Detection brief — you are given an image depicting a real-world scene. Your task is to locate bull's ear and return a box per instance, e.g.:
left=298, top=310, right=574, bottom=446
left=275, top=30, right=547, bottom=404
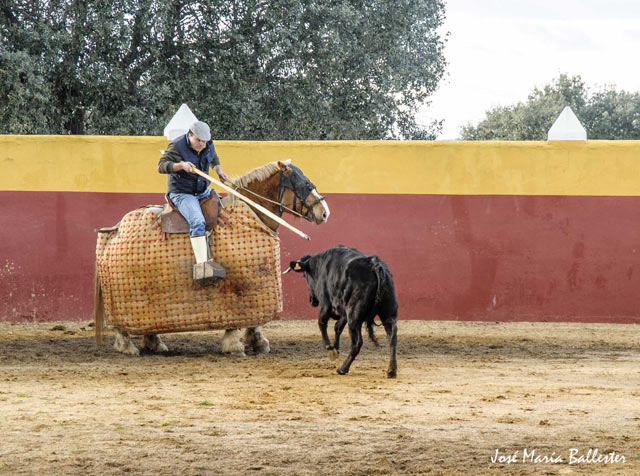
left=282, top=260, right=302, bottom=274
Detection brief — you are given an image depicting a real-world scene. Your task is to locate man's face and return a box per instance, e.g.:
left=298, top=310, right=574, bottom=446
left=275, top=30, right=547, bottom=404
left=188, top=133, right=207, bottom=153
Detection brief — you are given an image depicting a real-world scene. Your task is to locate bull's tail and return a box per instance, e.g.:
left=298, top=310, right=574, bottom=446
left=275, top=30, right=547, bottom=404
left=94, top=265, right=106, bottom=347
left=371, top=255, right=385, bottom=310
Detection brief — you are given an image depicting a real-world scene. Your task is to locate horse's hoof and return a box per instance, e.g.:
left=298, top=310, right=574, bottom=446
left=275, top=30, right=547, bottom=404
left=327, top=349, right=339, bottom=361
left=221, top=334, right=246, bottom=356
left=336, top=367, right=348, bottom=375
left=254, top=344, right=270, bottom=354
left=115, top=342, right=140, bottom=356
left=113, top=333, right=140, bottom=356
left=387, top=370, right=397, bottom=379
left=141, top=335, right=169, bottom=353
left=253, top=339, right=270, bottom=354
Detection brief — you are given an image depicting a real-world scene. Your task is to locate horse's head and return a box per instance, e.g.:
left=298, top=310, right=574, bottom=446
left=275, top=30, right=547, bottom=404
left=277, top=161, right=330, bottom=225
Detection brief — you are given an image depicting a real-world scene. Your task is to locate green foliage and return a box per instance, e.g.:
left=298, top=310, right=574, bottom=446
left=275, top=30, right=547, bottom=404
left=461, top=74, right=640, bottom=140
left=0, top=0, right=447, bottom=139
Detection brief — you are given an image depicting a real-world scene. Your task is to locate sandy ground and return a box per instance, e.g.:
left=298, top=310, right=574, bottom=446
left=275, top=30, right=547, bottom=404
left=0, top=319, right=638, bottom=476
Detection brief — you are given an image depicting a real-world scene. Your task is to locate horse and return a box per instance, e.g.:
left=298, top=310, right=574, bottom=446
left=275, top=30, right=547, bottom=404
left=94, top=159, right=330, bottom=356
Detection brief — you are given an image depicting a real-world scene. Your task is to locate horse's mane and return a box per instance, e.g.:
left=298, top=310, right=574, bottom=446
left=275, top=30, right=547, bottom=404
left=231, top=159, right=291, bottom=188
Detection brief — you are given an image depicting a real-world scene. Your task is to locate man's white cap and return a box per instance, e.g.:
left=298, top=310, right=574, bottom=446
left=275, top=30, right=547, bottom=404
left=189, top=121, right=211, bottom=142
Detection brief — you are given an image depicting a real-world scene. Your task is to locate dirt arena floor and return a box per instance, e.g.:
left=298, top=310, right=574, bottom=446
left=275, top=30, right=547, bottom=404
left=0, top=319, right=638, bottom=476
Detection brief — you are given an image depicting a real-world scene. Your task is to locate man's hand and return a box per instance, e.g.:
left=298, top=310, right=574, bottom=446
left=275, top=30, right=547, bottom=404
left=173, top=161, right=197, bottom=173
left=214, top=165, right=229, bottom=183
left=217, top=170, right=230, bottom=183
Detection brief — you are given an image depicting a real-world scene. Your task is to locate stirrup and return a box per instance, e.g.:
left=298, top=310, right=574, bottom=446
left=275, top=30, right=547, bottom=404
left=193, top=260, right=226, bottom=287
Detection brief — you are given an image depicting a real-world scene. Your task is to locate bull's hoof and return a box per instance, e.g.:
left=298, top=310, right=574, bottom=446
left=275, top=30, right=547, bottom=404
left=327, top=349, right=339, bottom=361
left=336, top=367, right=348, bottom=375
left=387, top=370, right=397, bottom=379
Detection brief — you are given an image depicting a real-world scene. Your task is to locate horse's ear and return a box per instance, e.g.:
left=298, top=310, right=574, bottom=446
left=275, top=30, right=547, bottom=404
left=278, top=160, right=293, bottom=176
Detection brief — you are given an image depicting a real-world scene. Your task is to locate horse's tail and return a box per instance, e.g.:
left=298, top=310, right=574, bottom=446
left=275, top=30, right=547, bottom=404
left=94, top=264, right=105, bottom=347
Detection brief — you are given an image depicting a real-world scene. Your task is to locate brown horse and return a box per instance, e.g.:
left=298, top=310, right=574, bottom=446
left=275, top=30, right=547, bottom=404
left=94, top=160, right=329, bottom=356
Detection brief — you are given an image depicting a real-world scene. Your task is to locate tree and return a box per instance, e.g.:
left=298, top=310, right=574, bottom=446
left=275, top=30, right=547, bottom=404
left=0, top=0, right=447, bottom=139
left=461, top=74, right=640, bottom=140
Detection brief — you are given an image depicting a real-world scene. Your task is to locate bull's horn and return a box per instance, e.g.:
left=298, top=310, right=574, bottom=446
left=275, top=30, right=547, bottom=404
left=282, top=267, right=292, bottom=274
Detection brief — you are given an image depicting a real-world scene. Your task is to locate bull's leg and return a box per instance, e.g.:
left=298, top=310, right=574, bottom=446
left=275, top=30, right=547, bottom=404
left=318, top=309, right=339, bottom=361
left=336, top=319, right=364, bottom=375
left=141, top=334, right=169, bottom=353
left=382, top=318, right=398, bottom=379
left=113, top=327, right=140, bottom=356
left=221, top=329, right=246, bottom=357
left=244, top=327, right=270, bottom=354
left=366, top=321, right=380, bottom=347
left=332, top=316, right=348, bottom=353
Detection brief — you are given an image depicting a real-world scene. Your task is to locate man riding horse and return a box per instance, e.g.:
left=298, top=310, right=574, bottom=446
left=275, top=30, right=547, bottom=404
left=158, top=121, right=228, bottom=286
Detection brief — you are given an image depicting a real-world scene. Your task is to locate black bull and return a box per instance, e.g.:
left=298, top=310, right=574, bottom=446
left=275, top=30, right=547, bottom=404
left=286, top=246, right=398, bottom=378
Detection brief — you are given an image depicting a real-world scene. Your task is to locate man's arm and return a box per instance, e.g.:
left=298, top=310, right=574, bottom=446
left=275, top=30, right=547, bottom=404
left=158, top=143, right=196, bottom=174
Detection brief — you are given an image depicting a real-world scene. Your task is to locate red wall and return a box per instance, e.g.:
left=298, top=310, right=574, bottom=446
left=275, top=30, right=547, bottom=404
left=2, top=191, right=640, bottom=323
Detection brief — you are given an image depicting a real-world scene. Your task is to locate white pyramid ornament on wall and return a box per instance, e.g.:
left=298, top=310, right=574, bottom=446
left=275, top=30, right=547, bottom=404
left=547, top=106, right=587, bottom=141
left=164, top=104, right=198, bottom=140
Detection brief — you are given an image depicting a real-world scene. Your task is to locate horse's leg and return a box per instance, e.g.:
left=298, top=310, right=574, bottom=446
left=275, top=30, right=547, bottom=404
left=244, top=327, right=270, bottom=354
left=113, top=327, right=140, bottom=356
left=221, top=329, right=246, bottom=356
left=141, top=334, right=169, bottom=353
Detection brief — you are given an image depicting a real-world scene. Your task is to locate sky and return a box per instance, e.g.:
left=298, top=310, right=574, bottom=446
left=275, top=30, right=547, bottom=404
left=419, top=0, right=640, bottom=140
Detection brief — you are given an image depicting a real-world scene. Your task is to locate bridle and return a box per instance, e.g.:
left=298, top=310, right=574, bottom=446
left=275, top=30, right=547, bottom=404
left=230, top=165, right=325, bottom=221
left=277, top=166, right=325, bottom=221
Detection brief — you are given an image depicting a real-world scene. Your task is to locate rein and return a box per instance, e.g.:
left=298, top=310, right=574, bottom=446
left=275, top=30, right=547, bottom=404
left=230, top=183, right=307, bottom=219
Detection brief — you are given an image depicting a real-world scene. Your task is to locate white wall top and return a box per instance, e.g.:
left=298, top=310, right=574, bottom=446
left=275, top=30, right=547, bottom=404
left=547, top=106, right=587, bottom=141
left=164, top=104, right=198, bottom=140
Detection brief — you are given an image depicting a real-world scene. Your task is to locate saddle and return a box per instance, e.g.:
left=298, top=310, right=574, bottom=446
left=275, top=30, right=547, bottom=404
left=160, top=194, right=221, bottom=234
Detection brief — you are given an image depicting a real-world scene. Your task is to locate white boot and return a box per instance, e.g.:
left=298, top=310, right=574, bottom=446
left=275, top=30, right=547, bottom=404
left=190, top=235, right=226, bottom=286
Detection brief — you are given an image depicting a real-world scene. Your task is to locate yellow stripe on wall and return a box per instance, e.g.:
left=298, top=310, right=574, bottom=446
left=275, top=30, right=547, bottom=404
left=2, top=136, right=640, bottom=196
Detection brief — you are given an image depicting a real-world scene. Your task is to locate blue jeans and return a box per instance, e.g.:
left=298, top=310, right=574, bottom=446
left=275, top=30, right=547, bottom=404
left=169, top=189, right=211, bottom=236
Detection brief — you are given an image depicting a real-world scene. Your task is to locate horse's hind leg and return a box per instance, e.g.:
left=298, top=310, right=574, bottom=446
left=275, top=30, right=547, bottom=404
left=244, top=327, right=270, bottom=354
left=221, top=329, right=246, bottom=357
left=141, top=334, right=169, bottom=353
left=113, top=327, right=140, bottom=356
